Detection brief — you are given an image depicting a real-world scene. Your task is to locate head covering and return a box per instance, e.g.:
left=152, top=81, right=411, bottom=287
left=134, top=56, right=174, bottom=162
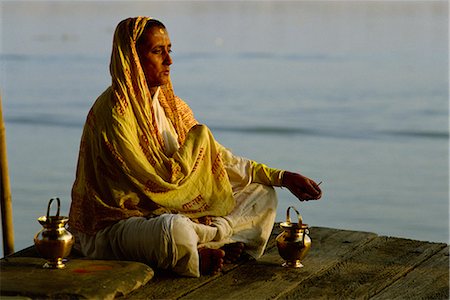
left=69, top=17, right=235, bottom=235
left=109, top=17, right=191, bottom=151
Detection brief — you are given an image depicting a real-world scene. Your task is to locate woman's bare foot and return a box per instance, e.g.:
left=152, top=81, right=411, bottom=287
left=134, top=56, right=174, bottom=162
left=221, top=242, right=245, bottom=264
left=198, top=248, right=225, bottom=275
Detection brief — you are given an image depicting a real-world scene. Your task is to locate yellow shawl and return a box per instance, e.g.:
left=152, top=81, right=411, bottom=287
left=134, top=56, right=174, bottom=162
left=69, top=17, right=235, bottom=235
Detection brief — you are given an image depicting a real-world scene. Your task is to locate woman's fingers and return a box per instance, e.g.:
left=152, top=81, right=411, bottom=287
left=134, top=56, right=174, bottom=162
left=282, top=171, right=323, bottom=201
left=294, top=180, right=322, bottom=201
left=309, top=181, right=322, bottom=199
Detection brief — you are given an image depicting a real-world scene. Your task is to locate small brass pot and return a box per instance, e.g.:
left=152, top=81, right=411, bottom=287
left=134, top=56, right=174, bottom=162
left=276, top=206, right=311, bottom=268
left=34, top=198, right=74, bottom=269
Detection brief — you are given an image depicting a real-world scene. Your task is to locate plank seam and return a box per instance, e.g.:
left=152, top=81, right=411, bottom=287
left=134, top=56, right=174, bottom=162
left=272, top=231, right=379, bottom=300
left=368, top=243, right=448, bottom=299
left=276, top=237, right=447, bottom=300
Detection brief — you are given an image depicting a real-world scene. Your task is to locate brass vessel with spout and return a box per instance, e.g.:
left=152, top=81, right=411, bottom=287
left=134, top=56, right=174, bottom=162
left=34, top=198, right=74, bottom=269
left=276, top=206, right=311, bottom=268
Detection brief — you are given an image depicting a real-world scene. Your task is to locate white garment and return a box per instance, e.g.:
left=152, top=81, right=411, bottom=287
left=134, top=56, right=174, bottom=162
left=77, top=183, right=277, bottom=277
left=151, top=87, right=180, bottom=156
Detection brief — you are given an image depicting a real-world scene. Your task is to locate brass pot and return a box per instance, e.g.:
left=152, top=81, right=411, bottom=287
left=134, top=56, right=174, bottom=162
left=34, top=198, right=74, bottom=269
left=276, top=206, right=311, bottom=268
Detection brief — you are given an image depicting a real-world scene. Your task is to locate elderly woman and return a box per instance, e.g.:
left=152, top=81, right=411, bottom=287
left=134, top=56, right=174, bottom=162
left=69, top=17, right=322, bottom=277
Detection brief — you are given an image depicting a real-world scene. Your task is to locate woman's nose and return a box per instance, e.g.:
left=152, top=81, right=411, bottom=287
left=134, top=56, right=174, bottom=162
left=164, top=51, right=173, bottom=65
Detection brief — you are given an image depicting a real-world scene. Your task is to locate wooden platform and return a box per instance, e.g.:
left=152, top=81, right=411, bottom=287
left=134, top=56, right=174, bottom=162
left=1, top=257, right=153, bottom=299
left=1, top=226, right=448, bottom=299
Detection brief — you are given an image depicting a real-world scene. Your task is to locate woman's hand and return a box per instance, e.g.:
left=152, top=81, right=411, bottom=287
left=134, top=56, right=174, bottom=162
left=282, top=171, right=322, bottom=201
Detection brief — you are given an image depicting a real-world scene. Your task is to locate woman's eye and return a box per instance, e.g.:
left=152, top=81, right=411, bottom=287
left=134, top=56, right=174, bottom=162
left=150, top=48, right=171, bottom=55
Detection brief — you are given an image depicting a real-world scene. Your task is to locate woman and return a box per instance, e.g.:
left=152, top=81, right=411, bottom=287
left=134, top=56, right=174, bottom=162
left=69, top=17, right=322, bottom=277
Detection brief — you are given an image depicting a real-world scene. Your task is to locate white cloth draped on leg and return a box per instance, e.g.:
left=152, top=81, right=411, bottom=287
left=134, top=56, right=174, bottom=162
left=76, top=181, right=277, bottom=277
left=77, top=214, right=203, bottom=277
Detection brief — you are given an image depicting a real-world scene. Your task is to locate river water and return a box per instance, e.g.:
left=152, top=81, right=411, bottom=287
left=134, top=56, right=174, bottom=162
left=1, top=1, right=448, bottom=256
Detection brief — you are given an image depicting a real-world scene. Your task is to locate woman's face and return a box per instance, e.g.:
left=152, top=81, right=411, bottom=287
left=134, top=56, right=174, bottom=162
left=137, top=26, right=173, bottom=87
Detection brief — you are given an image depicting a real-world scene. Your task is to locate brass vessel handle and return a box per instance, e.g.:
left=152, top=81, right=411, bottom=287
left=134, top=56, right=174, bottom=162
left=46, top=197, right=61, bottom=219
left=286, top=206, right=303, bottom=225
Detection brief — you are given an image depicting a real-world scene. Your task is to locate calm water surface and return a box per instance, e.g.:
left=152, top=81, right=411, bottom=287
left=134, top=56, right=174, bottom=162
left=1, top=1, right=448, bottom=256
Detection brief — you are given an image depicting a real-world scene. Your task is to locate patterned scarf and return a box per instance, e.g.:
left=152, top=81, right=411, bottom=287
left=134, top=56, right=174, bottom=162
left=69, top=17, right=235, bottom=235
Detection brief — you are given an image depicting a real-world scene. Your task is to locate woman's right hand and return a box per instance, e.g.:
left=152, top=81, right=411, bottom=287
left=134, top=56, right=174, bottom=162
left=281, top=171, right=322, bottom=202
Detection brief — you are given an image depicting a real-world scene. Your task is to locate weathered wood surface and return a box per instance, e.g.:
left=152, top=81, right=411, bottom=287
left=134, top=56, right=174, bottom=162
left=371, top=246, right=449, bottom=300
left=124, top=226, right=448, bottom=300
left=0, top=257, right=153, bottom=299
left=1, top=226, right=448, bottom=299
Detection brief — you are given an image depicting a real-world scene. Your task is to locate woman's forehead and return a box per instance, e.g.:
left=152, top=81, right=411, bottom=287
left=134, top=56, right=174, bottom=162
left=140, top=27, right=171, bottom=47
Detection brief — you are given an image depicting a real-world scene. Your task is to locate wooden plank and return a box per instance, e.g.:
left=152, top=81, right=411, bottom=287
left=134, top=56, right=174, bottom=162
left=0, top=257, right=154, bottom=300
left=277, top=236, right=447, bottom=299
left=174, top=227, right=377, bottom=300
left=372, top=245, right=449, bottom=300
